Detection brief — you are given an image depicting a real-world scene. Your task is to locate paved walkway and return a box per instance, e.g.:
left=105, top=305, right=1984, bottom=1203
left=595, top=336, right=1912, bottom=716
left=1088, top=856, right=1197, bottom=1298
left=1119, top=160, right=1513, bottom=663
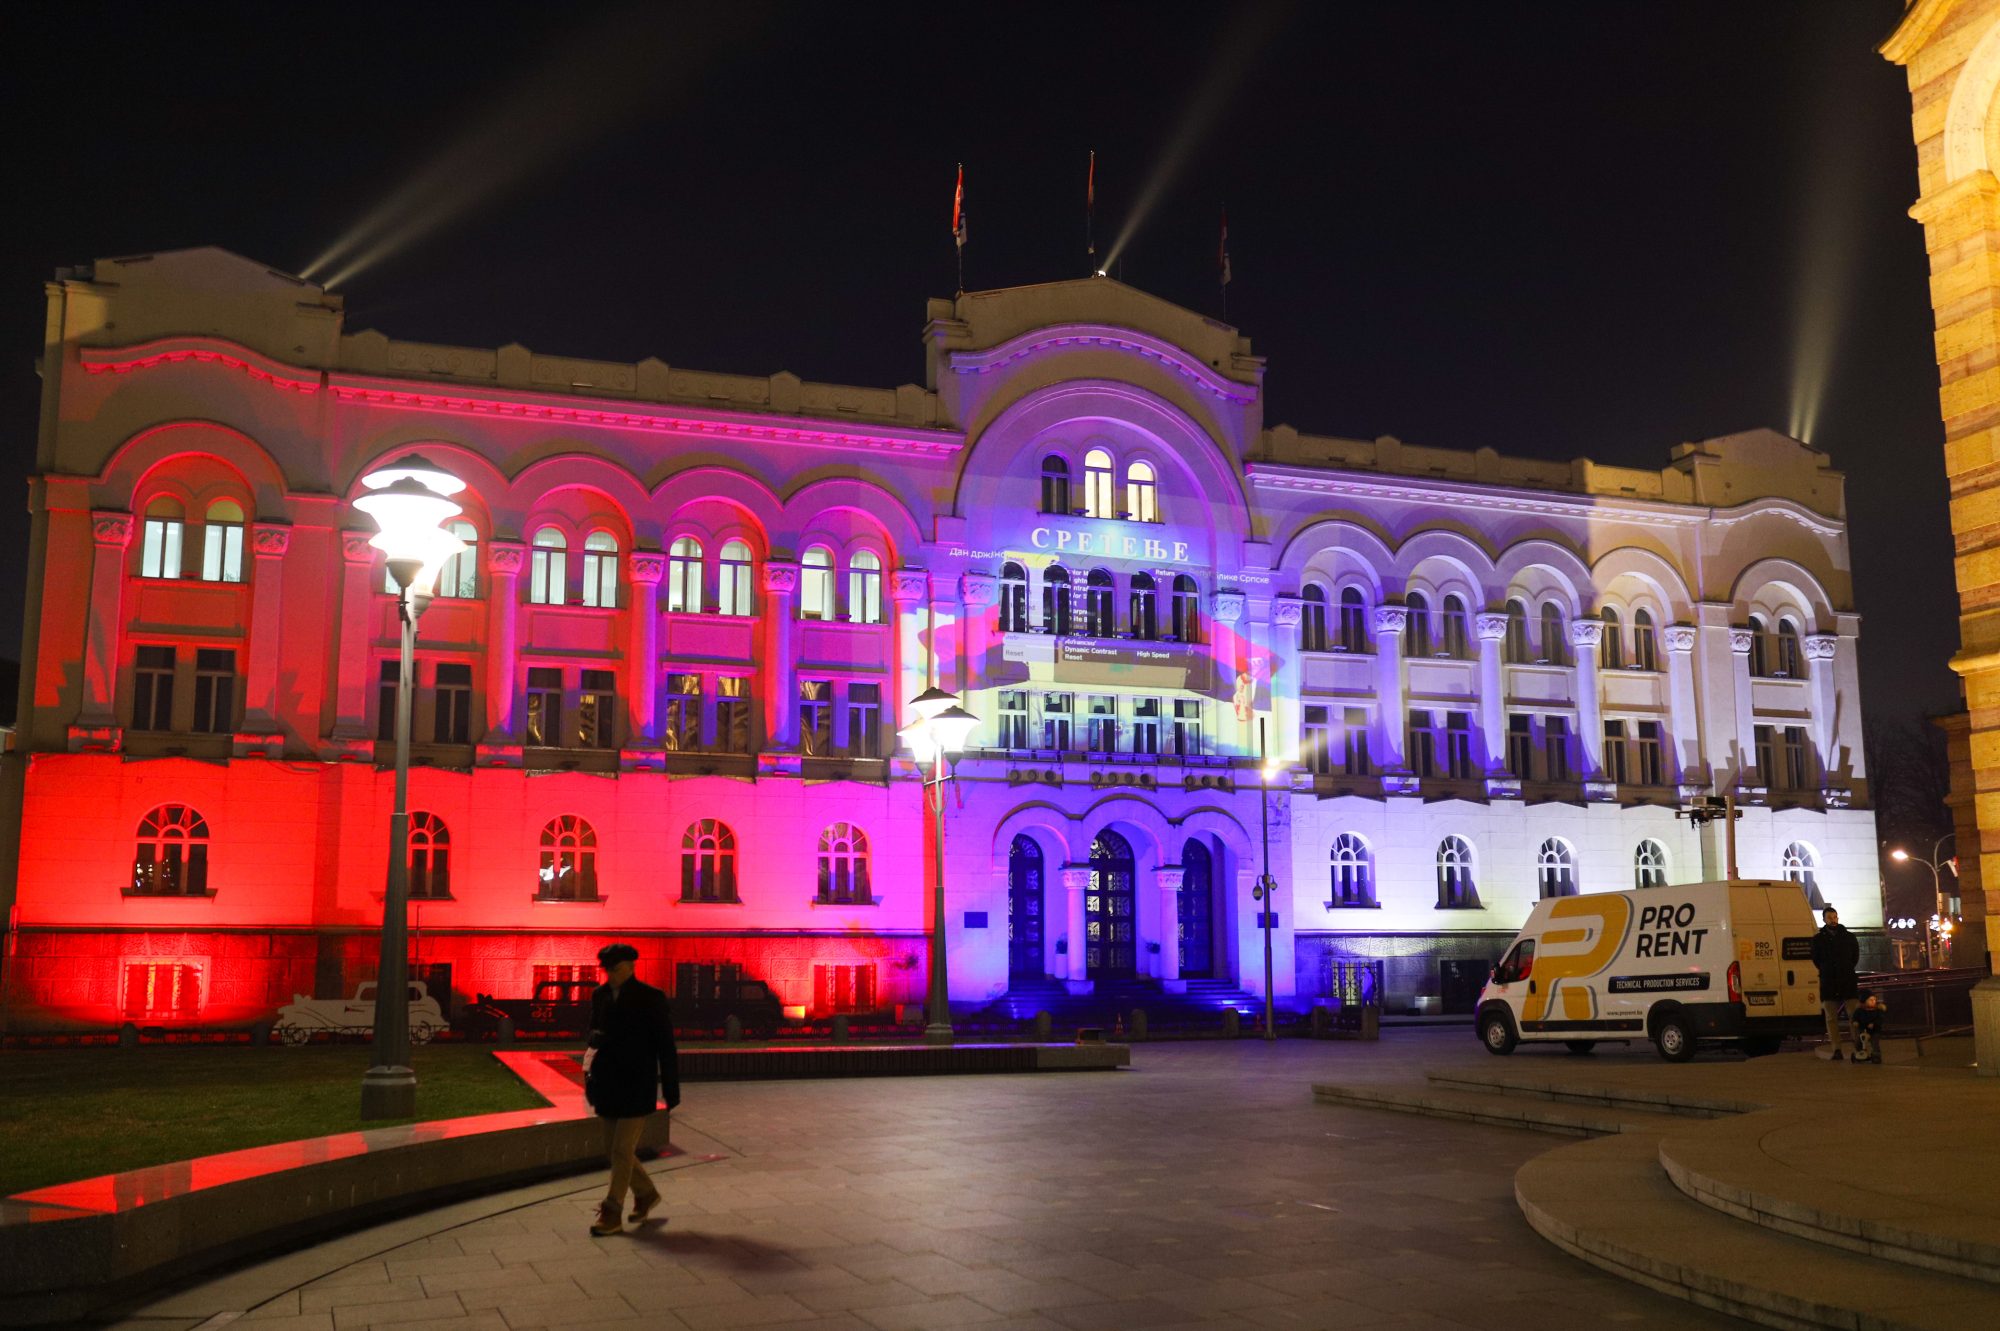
left=113, top=1035, right=1747, bottom=1331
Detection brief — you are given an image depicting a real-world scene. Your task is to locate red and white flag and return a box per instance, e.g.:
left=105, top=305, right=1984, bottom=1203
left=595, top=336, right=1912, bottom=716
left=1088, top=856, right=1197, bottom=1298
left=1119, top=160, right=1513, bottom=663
left=953, top=163, right=967, bottom=251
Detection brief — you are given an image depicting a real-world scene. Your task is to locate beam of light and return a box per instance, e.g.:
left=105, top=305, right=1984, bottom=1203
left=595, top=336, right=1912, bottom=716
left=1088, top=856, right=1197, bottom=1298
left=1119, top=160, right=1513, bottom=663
left=1786, top=39, right=1869, bottom=446
left=303, top=5, right=740, bottom=291
left=1100, top=2, right=1290, bottom=275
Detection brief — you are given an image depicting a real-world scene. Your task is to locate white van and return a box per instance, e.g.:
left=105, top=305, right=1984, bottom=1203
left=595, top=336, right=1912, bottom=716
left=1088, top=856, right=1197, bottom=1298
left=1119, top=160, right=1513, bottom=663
left=1475, top=880, right=1823, bottom=1062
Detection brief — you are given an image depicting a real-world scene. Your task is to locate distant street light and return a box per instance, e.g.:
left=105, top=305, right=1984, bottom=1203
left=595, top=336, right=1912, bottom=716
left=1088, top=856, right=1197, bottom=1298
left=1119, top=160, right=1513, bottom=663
left=1890, top=834, right=1957, bottom=970
left=900, top=691, right=979, bottom=1046
left=353, top=454, right=465, bottom=1119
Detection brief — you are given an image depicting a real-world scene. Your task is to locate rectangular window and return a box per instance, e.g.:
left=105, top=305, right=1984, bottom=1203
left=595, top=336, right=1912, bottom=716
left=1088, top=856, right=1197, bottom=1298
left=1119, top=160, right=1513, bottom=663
left=1342, top=707, right=1371, bottom=776
left=1132, top=698, right=1161, bottom=755
left=124, top=961, right=202, bottom=1019
left=847, top=682, right=882, bottom=758
left=1445, top=712, right=1473, bottom=780
left=1303, top=705, right=1333, bottom=775
left=202, top=521, right=244, bottom=583
left=525, top=667, right=563, bottom=748
left=141, top=518, right=183, bottom=579
left=133, top=646, right=176, bottom=731
left=1544, top=716, right=1571, bottom=782
left=434, top=662, right=473, bottom=744
left=530, top=544, right=566, bottom=606
left=812, top=963, right=878, bottom=1016
left=1085, top=695, right=1117, bottom=752
left=192, top=648, right=236, bottom=735
left=1603, top=719, right=1628, bottom=785
left=1506, top=714, right=1533, bottom=779
left=999, top=690, right=1030, bottom=749
left=1172, top=699, right=1203, bottom=756
left=1781, top=725, right=1810, bottom=790
left=716, top=675, right=752, bottom=753
left=665, top=673, right=702, bottom=751
left=1635, top=719, right=1665, bottom=786
left=1043, top=693, right=1074, bottom=751
left=800, top=679, right=833, bottom=756
left=1407, top=709, right=1435, bottom=779
left=1754, top=723, right=1775, bottom=787
left=377, top=659, right=400, bottom=743
left=577, top=669, right=617, bottom=749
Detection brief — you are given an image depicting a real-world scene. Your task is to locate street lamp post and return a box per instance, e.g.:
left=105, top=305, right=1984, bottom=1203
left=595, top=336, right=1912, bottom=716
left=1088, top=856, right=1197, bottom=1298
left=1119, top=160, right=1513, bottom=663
left=1256, top=716, right=1277, bottom=1041
left=353, top=455, right=466, bottom=1120
left=900, top=690, right=979, bottom=1046
left=1891, top=833, right=1957, bottom=971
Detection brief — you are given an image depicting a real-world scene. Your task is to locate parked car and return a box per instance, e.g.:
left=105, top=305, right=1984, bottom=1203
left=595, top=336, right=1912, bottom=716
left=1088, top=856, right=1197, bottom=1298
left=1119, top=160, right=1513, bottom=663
left=274, top=981, right=445, bottom=1046
left=457, top=979, right=596, bottom=1039
left=675, top=975, right=785, bottom=1038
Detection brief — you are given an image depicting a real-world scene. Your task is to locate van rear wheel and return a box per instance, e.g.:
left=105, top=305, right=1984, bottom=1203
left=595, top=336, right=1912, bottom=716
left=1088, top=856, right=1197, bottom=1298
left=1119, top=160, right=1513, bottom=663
left=1563, top=1040, right=1597, bottom=1055
left=1652, top=1011, right=1696, bottom=1063
left=1479, top=1009, right=1518, bottom=1055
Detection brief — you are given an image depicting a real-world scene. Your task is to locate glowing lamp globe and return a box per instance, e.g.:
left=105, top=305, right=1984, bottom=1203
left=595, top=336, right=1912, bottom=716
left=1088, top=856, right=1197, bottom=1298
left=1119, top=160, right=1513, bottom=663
left=1890, top=848, right=1911, bottom=862
left=359, top=452, right=466, bottom=498
left=355, top=454, right=466, bottom=592
left=908, top=687, right=958, bottom=722
left=928, top=705, right=979, bottom=757
left=899, top=721, right=939, bottom=765
left=372, top=524, right=467, bottom=596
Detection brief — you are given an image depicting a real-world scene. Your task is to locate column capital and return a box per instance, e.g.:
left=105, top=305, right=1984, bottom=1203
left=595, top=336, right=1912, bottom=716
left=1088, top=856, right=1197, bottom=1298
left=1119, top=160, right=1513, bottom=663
left=1474, top=611, right=1510, bottom=642
left=1371, top=604, right=1407, bottom=636
left=1271, top=596, right=1302, bottom=631
left=488, top=540, right=527, bottom=576
left=763, top=560, right=800, bottom=595
left=890, top=568, right=930, bottom=604
left=1058, top=865, right=1093, bottom=891
left=1728, top=627, right=1754, bottom=656
left=1803, top=633, right=1838, bottom=661
left=1212, top=590, right=1246, bottom=623
left=961, top=572, right=998, bottom=606
left=1663, top=624, right=1698, bottom=654
left=91, top=510, right=134, bottom=548
left=251, top=523, right=292, bottom=558
left=340, top=529, right=377, bottom=565
left=1568, top=618, right=1602, bottom=649
left=1154, top=866, right=1186, bottom=892
left=628, top=551, right=665, bottom=585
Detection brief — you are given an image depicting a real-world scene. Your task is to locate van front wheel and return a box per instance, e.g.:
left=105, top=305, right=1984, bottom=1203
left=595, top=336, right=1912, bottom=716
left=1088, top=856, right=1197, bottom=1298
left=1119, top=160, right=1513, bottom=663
left=1479, top=1010, right=1518, bottom=1055
left=1652, top=1010, right=1696, bottom=1063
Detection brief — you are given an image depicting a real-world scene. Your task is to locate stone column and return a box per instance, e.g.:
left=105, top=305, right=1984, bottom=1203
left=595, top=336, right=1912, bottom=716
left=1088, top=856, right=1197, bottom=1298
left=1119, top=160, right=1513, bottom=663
left=1804, top=633, right=1840, bottom=787
left=960, top=572, right=997, bottom=727
left=1475, top=612, right=1509, bottom=773
left=892, top=569, right=931, bottom=736
left=1155, top=865, right=1185, bottom=993
left=1569, top=618, right=1604, bottom=779
left=764, top=561, right=800, bottom=748
left=1270, top=597, right=1302, bottom=764
left=1059, top=864, right=1093, bottom=995
left=76, top=511, right=133, bottom=731
left=627, top=552, right=664, bottom=746
left=484, top=541, right=525, bottom=741
left=240, top=523, right=291, bottom=736
left=1663, top=624, right=1703, bottom=784
left=330, top=531, right=377, bottom=741
left=1372, top=604, right=1408, bottom=770
left=1211, top=589, right=1246, bottom=753
left=1728, top=627, right=1757, bottom=789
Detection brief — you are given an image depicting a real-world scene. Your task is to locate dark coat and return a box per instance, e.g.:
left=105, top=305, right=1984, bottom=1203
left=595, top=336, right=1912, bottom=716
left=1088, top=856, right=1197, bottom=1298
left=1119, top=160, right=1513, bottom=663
left=586, top=978, right=680, bottom=1119
left=1810, top=923, right=1861, bottom=1002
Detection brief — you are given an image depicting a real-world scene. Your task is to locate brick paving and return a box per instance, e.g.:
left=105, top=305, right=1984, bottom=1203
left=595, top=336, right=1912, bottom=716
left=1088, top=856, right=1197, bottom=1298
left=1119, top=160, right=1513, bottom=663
left=116, top=1034, right=1749, bottom=1329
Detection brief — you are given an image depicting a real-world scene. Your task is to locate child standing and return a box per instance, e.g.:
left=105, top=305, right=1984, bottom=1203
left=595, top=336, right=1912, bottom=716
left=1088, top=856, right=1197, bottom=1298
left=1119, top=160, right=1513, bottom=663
left=1852, top=990, right=1886, bottom=1065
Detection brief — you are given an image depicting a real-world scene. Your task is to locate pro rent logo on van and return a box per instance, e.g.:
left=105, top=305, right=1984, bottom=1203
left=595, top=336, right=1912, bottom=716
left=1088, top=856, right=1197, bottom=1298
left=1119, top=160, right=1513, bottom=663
left=1633, top=901, right=1712, bottom=958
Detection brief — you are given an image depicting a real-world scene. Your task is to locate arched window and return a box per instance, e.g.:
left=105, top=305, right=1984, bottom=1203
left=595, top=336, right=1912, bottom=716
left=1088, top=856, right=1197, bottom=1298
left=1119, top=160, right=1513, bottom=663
left=1126, top=460, right=1158, bottom=522
left=1600, top=607, right=1623, bottom=670
left=1083, top=447, right=1115, bottom=518
left=681, top=819, right=738, bottom=902
left=141, top=496, right=186, bottom=580
left=1129, top=572, right=1158, bottom=640
left=409, top=812, right=451, bottom=899
left=1441, top=595, right=1469, bottom=659
left=581, top=532, right=619, bottom=609
left=1505, top=598, right=1530, bottom=664
left=1537, top=837, right=1578, bottom=899
left=529, top=528, right=567, bottom=606
left=1540, top=603, right=1567, bottom=666
left=1040, top=455, right=1072, bottom=515
left=1044, top=565, right=1074, bottom=636
left=1405, top=592, right=1432, bottom=657
left=1337, top=588, right=1368, bottom=653
left=537, top=815, right=597, bottom=901
left=1634, top=839, right=1668, bottom=890
left=1085, top=568, right=1116, bottom=636
left=1632, top=608, right=1658, bottom=671
left=999, top=562, right=1029, bottom=633
left=132, top=805, right=209, bottom=896
left=1329, top=833, right=1375, bottom=908
left=1300, top=584, right=1329, bottom=652
left=801, top=546, right=834, bottom=620
left=1777, top=618, right=1804, bottom=678
left=667, top=536, right=703, bottom=614
left=816, top=823, right=871, bottom=904
left=847, top=550, right=883, bottom=624
left=1436, top=836, right=1478, bottom=909
left=718, top=539, right=754, bottom=616
left=201, top=499, right=245, bottom=583
left=1748, top=614, right=1770, bottom=677
left=436, top=520, right=478, bottom=599
left=1782, top=841, right=1823, bottom=909
left=1171, top=575, right=1200, bottom=643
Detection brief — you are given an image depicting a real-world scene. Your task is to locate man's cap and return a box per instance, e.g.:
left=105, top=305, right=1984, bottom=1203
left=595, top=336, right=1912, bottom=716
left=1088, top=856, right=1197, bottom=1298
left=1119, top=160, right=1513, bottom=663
left=597, top=943, right=639, bottom=967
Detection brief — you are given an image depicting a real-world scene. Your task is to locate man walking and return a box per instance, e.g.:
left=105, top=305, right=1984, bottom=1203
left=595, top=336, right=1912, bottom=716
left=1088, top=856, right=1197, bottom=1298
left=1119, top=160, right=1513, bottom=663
left=1810, top=905, right=1861, bottom=1061
left=584, top=943, right=679, bottom=1235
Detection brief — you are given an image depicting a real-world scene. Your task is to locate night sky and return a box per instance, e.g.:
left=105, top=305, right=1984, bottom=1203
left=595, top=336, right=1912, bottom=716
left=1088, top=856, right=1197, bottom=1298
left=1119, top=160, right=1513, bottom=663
left=0, top=2, right=1954, bottom=727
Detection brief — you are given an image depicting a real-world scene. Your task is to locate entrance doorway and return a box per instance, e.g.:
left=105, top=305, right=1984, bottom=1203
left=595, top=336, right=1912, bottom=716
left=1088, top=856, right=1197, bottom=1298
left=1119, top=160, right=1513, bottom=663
left=1087, top=831, right=1136, bottom=978
left=1178, top=838, right=1214, bottom=978
left=1007, top=835, right=1044, bottom=979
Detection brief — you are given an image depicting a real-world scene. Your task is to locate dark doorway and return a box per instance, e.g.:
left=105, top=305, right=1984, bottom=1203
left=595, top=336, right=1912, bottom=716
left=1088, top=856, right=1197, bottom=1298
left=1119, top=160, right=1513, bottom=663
left=1007, top=835, right=1045, bottom=979
left=1087, top=830, right=1136, bottom=978
left=1178, top=838, right=1214, bottom=979
left=1439, top=958, right=1489, bottom=1014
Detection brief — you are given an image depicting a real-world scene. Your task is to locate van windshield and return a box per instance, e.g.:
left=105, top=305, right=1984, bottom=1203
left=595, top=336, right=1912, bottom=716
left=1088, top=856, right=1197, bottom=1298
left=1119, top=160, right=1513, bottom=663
left=1498, top=939, right=1536, bottom=983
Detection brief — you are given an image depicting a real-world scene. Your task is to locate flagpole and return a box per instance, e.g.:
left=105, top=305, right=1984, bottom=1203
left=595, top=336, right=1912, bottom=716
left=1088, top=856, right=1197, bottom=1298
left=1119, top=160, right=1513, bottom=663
left=953, top=163, right=966, bottom=296
left=1086, top=149, right=1096, bottom=276
left=1219, top=205, right=1230, bottom=322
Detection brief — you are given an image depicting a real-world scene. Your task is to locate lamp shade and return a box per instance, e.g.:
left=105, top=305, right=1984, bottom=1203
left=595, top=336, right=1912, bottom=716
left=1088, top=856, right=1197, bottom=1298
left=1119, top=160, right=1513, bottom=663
left=371, top=524, right=468, bottom=594
left=928, top=704, right=979, bottom=756
left=899, top=721, right=939, bottom=764
left=354, top=477, right=463, bottom=564
left=359, top=452, right=466, bottom=497
left=908, top=686, right=958, bottom=722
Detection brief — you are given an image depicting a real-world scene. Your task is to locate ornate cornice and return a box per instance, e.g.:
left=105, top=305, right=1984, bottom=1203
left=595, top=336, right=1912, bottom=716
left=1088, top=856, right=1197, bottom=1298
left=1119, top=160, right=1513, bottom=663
left=1371, top=605, right=1407, bottom=635
left=488, top=541, right=527, bottom=576
left=1567, top=619, right=1603, bottom=649
left=1663, top=624, right=1698, bottom=654
left=961, top=572, right=998, bottom=605
left=763, top=561, right=800, bottom=595
left=1803, top=633, right=1838, bottom=661
left=1474, top=612, right=1510, bottom=642
left=1212, top=591, right=1246, bottom=623
left=947, top=323, right=1259, bottom=405
left=628, top=552, right=665, bottom=584
left=890, top=569, right=930, bottom=603
left=1271, top=596, right=1302, bottom=630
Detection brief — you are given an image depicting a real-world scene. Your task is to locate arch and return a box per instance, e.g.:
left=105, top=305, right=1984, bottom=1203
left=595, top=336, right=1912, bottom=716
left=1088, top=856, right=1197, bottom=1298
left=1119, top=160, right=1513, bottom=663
left=581, top=530, right=620, bottom=609
left=1436, top=836, right=1479, bottom=909
left=1082, top=446, right=1116, bottom=518
left=800, top=544, right=835, bottom=620
left=103, top=421, right=289, bottom=516
left=409, top=811, right=451, bottom=899
left=784, top=476, right=925, bottom=565
left=1044, top=564, right=1075, bottom=636
left=816, top=823, right=871, bottom=904
left=988, top=804, right=1075, bottom=869
left=999, top=560, right=1030, bottom=633
left=1039, top=454, right=1072, bottom=515
left=1589, top=545, right=1696, bottom=622
left=529, top=527, right=568, bottom=606
left=537, top=814, right=598, bottom=901
left=133, top=804, right=210, bottom=896
left=1631, top=607, right=1658, bottom=671
left=1299, top=582, right=1329, bottom=652
left=1782, top=841, right=1824, bottom=910
left=1599, top=605, right=1623, bottom=670
left=1494, top=539, right=1591, bottom=615
left=653, top=466, right=785, bottom=540
left=1172, top=805, right=1258, bottom=863
left=1404, top=590, right=1432, bottom=657
left=345, top=440, right=511, bottom=514
left=1085, top=567, right=1116, bottom=635
left=1075, top=795, right=1171, bottom=865
left=506, top=458, right=650, bottom=541
left=680, top=818, right=739, bottom=902
left=1126, top=458, right=1158, bottom=522
left=1177, top=837, right=1215, bottom=978
left=140, top=494, right=187, bottom=580
left=1329, top=832, right=1375, bottom=908
left=1726, top=557, right=1837, bottom=629
left=1538, top=602, right=1568, bottom=666
left=1280, top=518, right=1396, bottom=600
left=1129, top=570, right=1159, bottom=640
left=716, top=538, right=755, bottom=616
left=1086, top=828, right=1138, bottom=978
left=1635, top=839, right=1668, bottom=890
left=1008, top=834, right=1047, bottom=979
left=846, top=548, right=884, bottom=624
left=1170, top=573, right=1200, bottom=643
left=1439, top=593, right=1470, bottom=659
left=1337, top=586, right=1370, bottom=653
left=1537, top=837, right=1578, bottom=899
left=1943, top=17, right=2000, bottom=183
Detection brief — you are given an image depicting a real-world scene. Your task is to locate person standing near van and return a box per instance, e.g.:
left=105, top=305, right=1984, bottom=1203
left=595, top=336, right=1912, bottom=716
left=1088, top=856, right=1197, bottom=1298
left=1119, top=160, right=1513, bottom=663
left=584, top=943, right=680, bottom=1235
left=1810, top=905, right=1861, bottom=1061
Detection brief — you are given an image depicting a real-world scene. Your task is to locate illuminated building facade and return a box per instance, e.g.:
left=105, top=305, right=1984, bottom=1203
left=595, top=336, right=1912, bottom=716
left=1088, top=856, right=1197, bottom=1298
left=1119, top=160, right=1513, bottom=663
left=0, top=248, right=1880, bottom=1031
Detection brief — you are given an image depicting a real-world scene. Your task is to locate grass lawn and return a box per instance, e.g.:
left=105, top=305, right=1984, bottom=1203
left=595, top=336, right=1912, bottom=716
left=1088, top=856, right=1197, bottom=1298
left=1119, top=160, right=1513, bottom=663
left=0, top=1044, right=547, bottom=1197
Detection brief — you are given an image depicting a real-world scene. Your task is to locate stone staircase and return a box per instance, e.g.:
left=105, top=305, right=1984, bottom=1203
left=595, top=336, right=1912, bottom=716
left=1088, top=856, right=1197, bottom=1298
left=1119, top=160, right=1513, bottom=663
left=1314, top=1064, right=2000, bottom=1329
left=969, top=975, right=1266, bottom=1033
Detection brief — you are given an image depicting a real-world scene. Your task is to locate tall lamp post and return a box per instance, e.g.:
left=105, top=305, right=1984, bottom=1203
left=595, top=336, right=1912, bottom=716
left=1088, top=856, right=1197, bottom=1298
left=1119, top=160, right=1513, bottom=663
left=1255, top=717, right=1278, bottom=1041
left=1891, top=834, right=1958, bottom=971
left=353, top=454, right=466, bottom=1119
left=900, top=689, right=979, bottom=1046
